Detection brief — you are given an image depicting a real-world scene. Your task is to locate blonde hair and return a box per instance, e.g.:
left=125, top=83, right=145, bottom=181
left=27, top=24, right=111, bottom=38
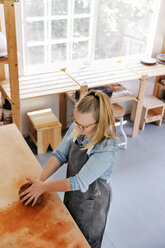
left=70, top=89, right=117, bottom=149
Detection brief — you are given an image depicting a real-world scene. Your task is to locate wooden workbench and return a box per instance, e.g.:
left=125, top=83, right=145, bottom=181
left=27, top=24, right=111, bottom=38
left=0, top=56, right=165, bottom=137
left=0, top=124, right=90, bottom=248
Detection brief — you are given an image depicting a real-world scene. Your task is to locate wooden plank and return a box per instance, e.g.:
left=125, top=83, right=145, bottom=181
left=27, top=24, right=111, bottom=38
left=4, top=1, right=22, bottom=132
left=143, top=95, right=165, bottom=109
left=0, top=65, right=6, bottom=82
left=0, top=79, right=80, bottom=99
left=69, top=70, right=138, bottom=84
left=111, top=94, right=137, bottom=104
left=0, top=57, right=8, bottom=64
left=0, top=79, right=78, bottom=92
left=0, top=84, right=11, bottom=101
left=0, top=124, right=90, bottom=248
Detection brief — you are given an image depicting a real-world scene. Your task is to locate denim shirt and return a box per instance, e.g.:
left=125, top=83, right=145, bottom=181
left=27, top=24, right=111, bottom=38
left=52, top=123, right=118, bottom=193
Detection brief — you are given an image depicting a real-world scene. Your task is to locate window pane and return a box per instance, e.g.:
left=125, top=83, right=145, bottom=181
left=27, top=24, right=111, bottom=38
left=95, top=0, right=156, bottom=59
left=73, top=18, right=89, bottom=38
left=51, top=20, right=67, bottom=39
left=27, top=46, right=45, bottom=64
left=25, top=0, right=44, bottom=17
left=74, top=0, right=91, bottom=14
left=72, top=41, right=88, bottom=60
left=51, top=0, right=68, bottom=15
left=51, top=43, right=67, bottom=62
left=27, top=21, right=44, bottom=42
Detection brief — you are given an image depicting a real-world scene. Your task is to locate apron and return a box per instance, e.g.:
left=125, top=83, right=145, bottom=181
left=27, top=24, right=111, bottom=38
left=64, top=138, right=111, bottom=248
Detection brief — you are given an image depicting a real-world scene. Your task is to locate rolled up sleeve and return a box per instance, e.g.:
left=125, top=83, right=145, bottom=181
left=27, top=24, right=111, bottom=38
left=52, top=123, right=74, bottom=165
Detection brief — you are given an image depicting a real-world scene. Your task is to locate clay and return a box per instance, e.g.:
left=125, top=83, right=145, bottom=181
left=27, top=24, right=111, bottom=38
left=18, top=182, right=43, bottom=206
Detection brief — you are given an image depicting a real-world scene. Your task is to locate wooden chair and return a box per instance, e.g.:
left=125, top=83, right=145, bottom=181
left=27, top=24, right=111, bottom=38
left=112, top=104, right=127, bottom=149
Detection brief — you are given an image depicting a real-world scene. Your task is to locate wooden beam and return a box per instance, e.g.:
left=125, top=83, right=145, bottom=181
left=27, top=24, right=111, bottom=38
left=132, top=75, right=148, bottom=138
left=59, top=93, right=67, bottom=130
left=4, top=1, right=22, bottom=132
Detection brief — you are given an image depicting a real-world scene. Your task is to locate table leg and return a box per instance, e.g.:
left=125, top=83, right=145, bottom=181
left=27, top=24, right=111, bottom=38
left=132, top=75, right=147, bottom=138
left=59, top=93, right=67, bottom=130
left=153, top=76, right=162, bottom=97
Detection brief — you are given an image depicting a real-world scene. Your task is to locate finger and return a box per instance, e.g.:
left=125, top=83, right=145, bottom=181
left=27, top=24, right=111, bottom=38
left=24, top=195, right=35, bottom=206
left=19, top=189, right=30, bottom=197
left=31, top=196, right=38, bottom=207
left=20, top=192, right=31, bottom=203
left=26, top=177, right=34, bottom=183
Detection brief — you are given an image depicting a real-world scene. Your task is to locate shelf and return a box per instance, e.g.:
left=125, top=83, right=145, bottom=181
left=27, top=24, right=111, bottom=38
left=111, top=94, right=137, bottom=104
left=108, top=83, right=137, bottom=103
left=146, top=109, right=163, bottom=123
left=66, top=88, right=137, bottom=105
left=0, top=57, right=8, bottom=64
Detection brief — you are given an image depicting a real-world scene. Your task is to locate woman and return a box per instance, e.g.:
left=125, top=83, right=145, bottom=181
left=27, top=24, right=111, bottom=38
left=19, top=89, right=118, bottom=248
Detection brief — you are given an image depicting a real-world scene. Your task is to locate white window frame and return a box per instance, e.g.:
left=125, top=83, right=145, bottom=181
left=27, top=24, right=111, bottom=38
left=14, top=0, right=161, bottom=77
left=19, top=0, right=97, bottom=75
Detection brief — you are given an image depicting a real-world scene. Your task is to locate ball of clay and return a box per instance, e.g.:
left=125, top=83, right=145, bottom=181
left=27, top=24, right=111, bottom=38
left=18, top=182, right=43, bottom=206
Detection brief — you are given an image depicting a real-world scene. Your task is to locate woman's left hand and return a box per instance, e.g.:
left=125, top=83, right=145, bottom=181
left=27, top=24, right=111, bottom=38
left=19, top=177, right=44, bottom=207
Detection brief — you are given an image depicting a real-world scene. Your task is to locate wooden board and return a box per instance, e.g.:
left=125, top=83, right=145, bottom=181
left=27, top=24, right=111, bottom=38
left=0, top=74, right=80, bottom=100
left=0, top=124, right=90, bottom=248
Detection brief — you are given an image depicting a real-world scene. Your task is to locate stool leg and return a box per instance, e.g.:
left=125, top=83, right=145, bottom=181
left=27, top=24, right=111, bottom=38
left=37, top=130, right=44, bottom=155
left=156, top=119, right=162, bottom=126
left=119, top=117, right=127, bottom=149
left=51, top=125, right=62, bottom=150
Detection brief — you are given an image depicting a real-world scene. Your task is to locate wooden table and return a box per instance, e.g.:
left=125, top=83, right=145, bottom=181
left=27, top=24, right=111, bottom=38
left=0, top=124, right=90, bottom=248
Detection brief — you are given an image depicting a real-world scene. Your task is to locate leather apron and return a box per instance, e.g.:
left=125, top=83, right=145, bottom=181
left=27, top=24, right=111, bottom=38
left=64, top=138, right=111, bottom=248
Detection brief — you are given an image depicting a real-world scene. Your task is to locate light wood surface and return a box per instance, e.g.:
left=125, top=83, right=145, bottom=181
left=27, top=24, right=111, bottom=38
left=0, top=124, right=90, bottom=248
left=27, top=108, right=59, bottom=129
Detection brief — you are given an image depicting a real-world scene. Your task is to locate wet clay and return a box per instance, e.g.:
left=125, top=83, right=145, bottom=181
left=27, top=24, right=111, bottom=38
left=18, top=182, right=43, bottom=206
left=0, top=194, right=84, bottom=248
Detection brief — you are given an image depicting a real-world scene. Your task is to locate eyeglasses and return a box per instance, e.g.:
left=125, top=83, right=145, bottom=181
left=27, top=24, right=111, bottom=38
left=72, top=115, right=97, bottom=131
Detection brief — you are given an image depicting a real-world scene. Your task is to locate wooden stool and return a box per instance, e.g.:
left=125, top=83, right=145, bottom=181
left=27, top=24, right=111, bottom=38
left=27, top=108, right=62, bottom=155
left=112, top=104, right=127, bottom=149
left=139, top=96, right=165, bottom=130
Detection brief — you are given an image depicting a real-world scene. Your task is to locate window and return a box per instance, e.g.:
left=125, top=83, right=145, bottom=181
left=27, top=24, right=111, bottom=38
left=22, top=0, right=157, bottom=73
left=22, top=0, right=96, bottom=71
